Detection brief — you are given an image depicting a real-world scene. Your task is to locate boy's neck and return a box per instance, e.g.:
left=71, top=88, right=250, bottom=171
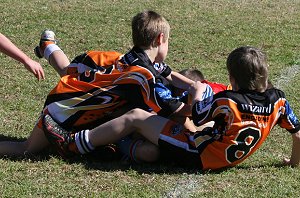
left=139, top=46, right=157, bottom=63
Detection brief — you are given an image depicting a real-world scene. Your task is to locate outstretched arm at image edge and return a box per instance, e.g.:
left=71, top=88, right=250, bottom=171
left=0, top=33, right=45, bottom=80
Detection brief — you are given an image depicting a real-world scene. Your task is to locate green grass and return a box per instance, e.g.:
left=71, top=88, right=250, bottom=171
left=0, top=0, right=300, bottom=197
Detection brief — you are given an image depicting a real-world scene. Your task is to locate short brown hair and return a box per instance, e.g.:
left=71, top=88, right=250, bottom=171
left=131, top=10, right=170, bottom=48
left=226, top=46, right=268, bottom=92
left=179, top=69, right=205, bottom=81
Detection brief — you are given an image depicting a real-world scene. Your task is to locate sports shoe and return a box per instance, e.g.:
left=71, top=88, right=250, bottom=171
left=34, top=29, right=57, bottom=58
left=42, top=114, right=77, bottom=159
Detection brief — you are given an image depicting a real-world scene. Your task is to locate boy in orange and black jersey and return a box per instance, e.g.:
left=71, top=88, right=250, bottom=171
left=188, top=46, right=300, bottom=169
left=35, top=10, right=196, bottom=130
left=0, top=10, right=200, bottom=160
left=43, top=46, right=300, bottom=170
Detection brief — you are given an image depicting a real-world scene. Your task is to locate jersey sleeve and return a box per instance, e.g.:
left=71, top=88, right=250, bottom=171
left=277, top=100, right=300, bottom=133
left=192, top=94, right=215, bottom=126
left=153, top=62, right=172, bottom=78
left=153, top=83, right=183, bottom=117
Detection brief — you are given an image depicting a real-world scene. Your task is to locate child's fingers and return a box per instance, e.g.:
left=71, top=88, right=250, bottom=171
left=282, top=158, right=291, bottom=166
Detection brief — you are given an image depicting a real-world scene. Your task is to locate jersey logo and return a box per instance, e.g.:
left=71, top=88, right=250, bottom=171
left=240, top=103, right=272, bottom=114
left=153, top=62, right=167, bottom=74
left=212, top=105, right=234, bottom=128
left=123, top=52, right=139, bottom=64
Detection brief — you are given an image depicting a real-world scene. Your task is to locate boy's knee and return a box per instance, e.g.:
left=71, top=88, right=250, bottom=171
left=127, top=108, right=150, bottom=120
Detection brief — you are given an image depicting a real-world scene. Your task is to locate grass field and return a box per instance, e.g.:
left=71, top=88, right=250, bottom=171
left=0, top=0, right=300, bottom=197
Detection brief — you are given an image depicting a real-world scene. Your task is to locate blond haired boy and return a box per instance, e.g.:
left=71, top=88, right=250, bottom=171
left=0, top=10, right=199, bottom=160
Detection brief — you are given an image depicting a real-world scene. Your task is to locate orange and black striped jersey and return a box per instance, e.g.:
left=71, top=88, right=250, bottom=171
left=192, top=88, right=300, bottom=170
left=43, top=49, right=182, bottom=130
left=68, top=47, right=172, bottom=85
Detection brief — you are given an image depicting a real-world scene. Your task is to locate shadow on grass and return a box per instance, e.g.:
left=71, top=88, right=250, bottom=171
left=0, top=134, right=202, bottom=174
left=82, top=159, right=203, bottom=175
left=0, top=135, right=288, bottom=175
left=71, top=149, right=204, bottom=174
left=231, top=162, right=287, bottom=170
left=80, top=159, right=288, bottom=175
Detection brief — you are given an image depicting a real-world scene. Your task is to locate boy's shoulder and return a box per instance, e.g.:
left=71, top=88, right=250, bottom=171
left=122, top=47, right=172, bottom=79
left=121, top=47, right=152, bottom=67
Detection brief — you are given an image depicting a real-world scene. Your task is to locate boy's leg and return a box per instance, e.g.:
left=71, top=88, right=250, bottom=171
left=34, top=30, right=70, bottom=77
left=169, top=115, right=197, bottom=132
left=43, top=108, right=169, bottom=157
left=0, top=124, right=50, bottom=157
left=47, top=50, right=70, bottom=77
left=89, top=109, right=198, bottom=165
left=88, top=108, right=168, bottom=147
left=26, top=124, right=51, bottom=154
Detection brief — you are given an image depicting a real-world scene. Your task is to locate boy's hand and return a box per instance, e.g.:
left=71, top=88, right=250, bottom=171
left=188, top=81, right=208, bottom=106
left=24, top=58, right=45, bottom=80
left=283, top=157, right=299, bottom=167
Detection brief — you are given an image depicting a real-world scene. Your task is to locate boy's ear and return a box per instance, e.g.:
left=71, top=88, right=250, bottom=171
left=156, top=33, right=165, bottom=46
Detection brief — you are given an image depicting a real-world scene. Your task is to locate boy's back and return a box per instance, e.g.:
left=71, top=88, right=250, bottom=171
left=192, top=87, right=299, bottom=170
left=43, top=50, right=173, bottom=131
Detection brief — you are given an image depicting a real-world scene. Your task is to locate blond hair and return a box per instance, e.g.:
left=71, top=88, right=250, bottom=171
left=131, top=10, right=170, bottom=48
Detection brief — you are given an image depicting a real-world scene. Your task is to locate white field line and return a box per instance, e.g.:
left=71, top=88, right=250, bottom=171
left=274, top=64, right=300, bottom=115
left=274, top=64, right=300, bottom=90
left=164, top=175, right=201, bottom=198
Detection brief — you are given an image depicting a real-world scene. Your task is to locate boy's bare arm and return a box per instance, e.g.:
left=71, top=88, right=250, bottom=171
left=166, top=71, right=194, bottom=90
left=0, top=33, right=45, bottom=80
left=284, top=130, right=300, bottom=167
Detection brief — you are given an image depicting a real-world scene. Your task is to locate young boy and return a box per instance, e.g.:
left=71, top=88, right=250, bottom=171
left=173, top=68, right=229, bottom=98
left=0, top=33, right=45, bottom=80
left=43, top=46, right=300, bottom=170
left=0, top=10, right=200, bottom=161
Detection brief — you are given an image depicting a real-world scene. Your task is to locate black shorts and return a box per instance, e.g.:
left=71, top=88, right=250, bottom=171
left=158, top=120, right=202, bottom=169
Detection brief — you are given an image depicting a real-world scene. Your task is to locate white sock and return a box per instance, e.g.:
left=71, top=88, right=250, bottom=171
left=75, top=130, right=95, bottom=154
left=43, top=44, right=62, bottom=61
